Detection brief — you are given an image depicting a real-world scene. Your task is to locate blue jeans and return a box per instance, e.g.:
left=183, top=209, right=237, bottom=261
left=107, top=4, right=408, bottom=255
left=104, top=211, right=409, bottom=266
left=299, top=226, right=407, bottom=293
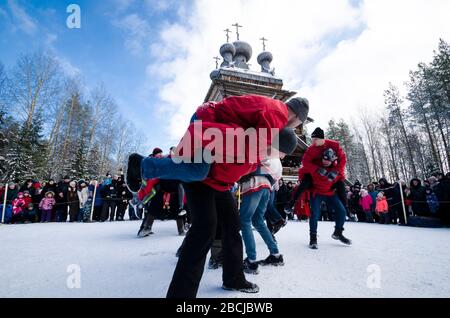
left=310, top=193, right=346, bottom=234
left=141, top=157, right=210, bottom=182
left=240, top=188, right=279, bottom=261
left=265, top=190, right=283, bottom=224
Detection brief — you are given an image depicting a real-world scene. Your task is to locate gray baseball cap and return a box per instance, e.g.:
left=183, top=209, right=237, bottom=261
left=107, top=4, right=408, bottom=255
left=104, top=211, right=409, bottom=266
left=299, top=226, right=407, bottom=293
left=286, top=97, right=309, bottom=123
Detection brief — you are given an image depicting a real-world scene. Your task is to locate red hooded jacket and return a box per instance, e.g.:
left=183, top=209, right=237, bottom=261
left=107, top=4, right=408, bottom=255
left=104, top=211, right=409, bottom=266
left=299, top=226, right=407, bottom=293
left=299, top=139, right=347, bottom=196
left=177, top=95, right=289, bottom=191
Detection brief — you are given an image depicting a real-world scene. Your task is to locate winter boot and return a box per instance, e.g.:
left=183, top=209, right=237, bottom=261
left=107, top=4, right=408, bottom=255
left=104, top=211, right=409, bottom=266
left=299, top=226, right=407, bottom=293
left=243, top=258, right=259, bottom=275
left=259, top=254, right=284, bottom=266
left=208, top=256, right=222, bottom=269
left=126, top=153, right=144, bottom=193
left=222, top=279, right=259, bottom=293
left=272, top=219, right=287, bottom=235
left=137, top=214, right=155, bottom=238
left=176, top=218, right=186, bottom=236
left=208, top=239, right=222, bottom=269
left=309, top=233, right=318, bottom=249
left=331, top=227, right=352, bottom=245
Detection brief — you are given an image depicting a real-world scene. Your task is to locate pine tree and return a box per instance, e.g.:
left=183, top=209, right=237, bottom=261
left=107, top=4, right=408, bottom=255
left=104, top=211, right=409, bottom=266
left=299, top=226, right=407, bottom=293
left=384, top=84, right=417, bottom=178
left=0, top=111, right=9, bottom=179
left=4, top=115, right=48, bottom=182
left=86, top=143, right=101, bottom=178
left=71, top=136, right=88, bottom=179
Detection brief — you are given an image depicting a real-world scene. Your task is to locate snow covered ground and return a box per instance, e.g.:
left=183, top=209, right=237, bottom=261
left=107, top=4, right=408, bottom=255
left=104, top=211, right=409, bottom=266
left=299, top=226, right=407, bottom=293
left=1, top=220, right=449, bottom=298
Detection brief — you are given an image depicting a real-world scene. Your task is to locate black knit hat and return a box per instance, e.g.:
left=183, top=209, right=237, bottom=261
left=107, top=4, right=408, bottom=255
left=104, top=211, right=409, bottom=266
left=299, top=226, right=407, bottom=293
left=311, top=127, right=324, bottom=139
left=152, top=147, right=163, bottom=156
left=273, top=128, right=298, bottom=155
left=286, top=97, right=309, bottom=123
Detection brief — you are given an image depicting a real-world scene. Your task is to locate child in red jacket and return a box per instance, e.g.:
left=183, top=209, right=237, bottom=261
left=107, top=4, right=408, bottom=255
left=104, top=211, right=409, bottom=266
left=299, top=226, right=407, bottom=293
left=359, top=189, right=374, bottom=223
left=12, top=192, right=26, bottom=223
left=375, top=192, right=389, bottom=224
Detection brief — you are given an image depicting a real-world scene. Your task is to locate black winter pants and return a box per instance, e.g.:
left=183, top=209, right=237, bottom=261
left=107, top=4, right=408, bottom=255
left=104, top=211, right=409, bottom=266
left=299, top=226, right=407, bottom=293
left=116, top=201, right=128, bottom=220
left=166, top=182, right=245, bottom=298
left=101, top=199, right=116, bottom=221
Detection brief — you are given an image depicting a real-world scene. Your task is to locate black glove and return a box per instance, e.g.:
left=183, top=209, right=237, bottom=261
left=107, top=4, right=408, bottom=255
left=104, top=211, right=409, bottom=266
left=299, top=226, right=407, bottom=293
left=327, top=171, right=338, bottom=182
left=317, top=168, right=328, bottom=177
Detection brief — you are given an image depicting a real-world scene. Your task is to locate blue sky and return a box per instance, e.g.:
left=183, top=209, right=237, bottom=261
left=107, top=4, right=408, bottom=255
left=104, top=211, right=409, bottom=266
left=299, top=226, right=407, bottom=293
left=1, top=0, right=449, bottom=153
left=0, top=0, right=187, bottom=152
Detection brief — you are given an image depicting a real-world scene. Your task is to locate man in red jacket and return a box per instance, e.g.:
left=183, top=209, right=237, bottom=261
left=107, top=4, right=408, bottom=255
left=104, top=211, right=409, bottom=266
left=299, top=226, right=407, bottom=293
left=291, top=127, right=347, bottom=202
left=127, top=95, right=309, bottom=298
left=293, top=127, right=351, bottom=249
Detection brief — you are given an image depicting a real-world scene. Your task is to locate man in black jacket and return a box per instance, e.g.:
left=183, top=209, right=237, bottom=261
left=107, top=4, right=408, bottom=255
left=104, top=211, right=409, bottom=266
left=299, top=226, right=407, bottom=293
left=101, top=174, right=119, bottom=221
left=116, top=177, right=132, bottom=221
left=56, top=176, right=71, bottom=222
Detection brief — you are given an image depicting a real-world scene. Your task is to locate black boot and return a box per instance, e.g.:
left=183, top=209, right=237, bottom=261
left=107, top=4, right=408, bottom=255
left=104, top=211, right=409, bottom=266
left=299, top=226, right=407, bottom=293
left=126, top=153, right=144, bottom=193
left=208, top=239, right=223, bottom=269
left=176, top=218, right=186, bottom=236
left=332, top=227, right=352, bottom=245
left=259, top=254, right=284, bottom=266
left=243, top=258, right=259, bottom=275
left=137, top=214, right=155, bottom=237
left=272, top=219, right=287, bottom=235
left=208, top=256, right=222, bottom=269
left=222, top=279, right=259, bottom=293
left=309, top=233, right=318, bottom=249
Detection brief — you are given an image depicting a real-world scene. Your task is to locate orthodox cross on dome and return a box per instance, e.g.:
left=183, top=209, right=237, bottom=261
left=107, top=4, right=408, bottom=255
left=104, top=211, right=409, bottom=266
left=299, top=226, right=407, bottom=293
left=213, top=56, right=221, bottom=69
left=260, top=37, right=268, bottom=51
left=232, top=22, right=243, bottom=40
left=223, top=28, right=231, bottom=43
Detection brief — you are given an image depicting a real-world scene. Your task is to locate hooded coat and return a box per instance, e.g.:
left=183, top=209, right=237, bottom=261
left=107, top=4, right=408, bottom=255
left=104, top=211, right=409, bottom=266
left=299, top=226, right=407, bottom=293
left=408, top=178, right=429, bottom=216
left=375, top=195, right=389, bottom=213
left=12, top=196, right=26, bottom=215
left=359, top=192, right=373, bottom=211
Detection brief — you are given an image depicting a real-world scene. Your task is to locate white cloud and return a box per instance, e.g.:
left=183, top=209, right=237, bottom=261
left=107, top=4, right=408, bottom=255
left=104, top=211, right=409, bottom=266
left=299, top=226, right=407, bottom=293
left=145, top=0, right=450, bottom=142
left=145, top=0, right=178, bottom=13
left=56, top=56, right=81, bottom=77
left=46, top=33, right=58, bottom=46
left=7, top=0, right=37, bottom=34
left=113, top=0, right=135, bottom=12
left=114, top=13, right=151, bottom=55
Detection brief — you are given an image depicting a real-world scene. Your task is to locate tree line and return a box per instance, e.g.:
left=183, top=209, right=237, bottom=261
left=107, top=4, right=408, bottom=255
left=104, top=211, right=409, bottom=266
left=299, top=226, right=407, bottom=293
left=0, top=51, right=144, bottom=183
left=325, top=39, right=450, bottom=185
left=1, top=40, right=449, bottom=184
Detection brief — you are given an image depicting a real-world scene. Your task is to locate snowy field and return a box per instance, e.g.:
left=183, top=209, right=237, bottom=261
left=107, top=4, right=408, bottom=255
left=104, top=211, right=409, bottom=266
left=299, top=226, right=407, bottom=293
left=1, top=220, right=450, bottom=298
